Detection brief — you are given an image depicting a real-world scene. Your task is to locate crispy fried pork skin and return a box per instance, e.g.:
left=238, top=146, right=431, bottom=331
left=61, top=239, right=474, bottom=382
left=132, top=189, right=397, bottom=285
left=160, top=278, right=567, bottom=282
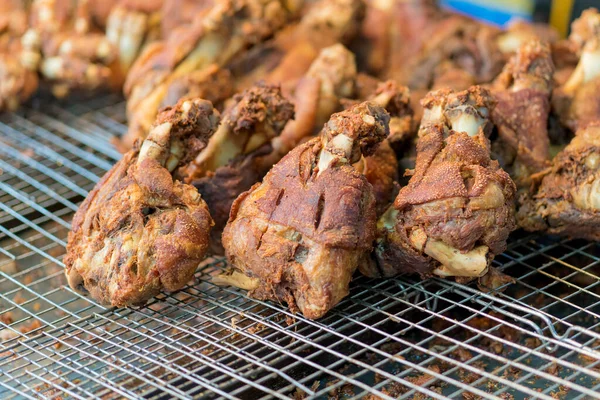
left=517, top=123, right=600, bottom=240
left=370, top=87, right=516, bottom=283
left=120, top=0, right=301, bottom=152
left=491, top=40, right=554, bottom=189
left=65, top=99, right=219, bottom=307
left=222, top=102, right=389, bottom=319
left=552, top=9, right=600, bottom=132
left=180, top=83, right=294, bottom=255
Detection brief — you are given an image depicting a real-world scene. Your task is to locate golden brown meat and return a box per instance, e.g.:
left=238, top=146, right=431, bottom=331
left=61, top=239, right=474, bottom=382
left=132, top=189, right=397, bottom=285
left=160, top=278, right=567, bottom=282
left=64, top=98, right=219, bottom=307
left=269, top=43, right=358, bottom=161
left=180, top=83, right=295, bottom=255
left=517, top=123, right=600, bottom=240
left=26, top=0, right=118, bottom=98
left=221, top=102, right=390, bottom=319
left=230, top=0, right=365, bottom=97
left=391, top=14, right=503, bottom=91
left=0, top=1, right=39, bottom=110
left=496, top=19, right=559, bottom=56
left=87, top=0, right=120, bottom=29
left=370, top=87, right=516, bottom=284
left=491, top=40, right=554, bottom=189
left=344, top=80, right=414, bottom=215
left=106, top=0, right=164, bottom=77
left=161, top=0, right=215, bottom=36
left=552, top=8, right=600, bottom=133
left=383, top=0, right=444, bottom=81
left=158, top=64, right=234, bottom=110
left=119, top=0, right=302, bottom=152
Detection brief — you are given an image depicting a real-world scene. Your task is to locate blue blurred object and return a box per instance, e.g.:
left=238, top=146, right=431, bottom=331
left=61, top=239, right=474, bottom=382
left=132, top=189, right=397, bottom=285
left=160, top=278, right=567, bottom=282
left=440, top=0, right=535, bottom=26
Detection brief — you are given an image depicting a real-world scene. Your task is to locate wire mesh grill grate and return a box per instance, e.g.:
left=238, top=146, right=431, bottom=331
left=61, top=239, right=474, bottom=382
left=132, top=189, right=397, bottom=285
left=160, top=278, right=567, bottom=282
left=1, top=95, right=600, bottom=399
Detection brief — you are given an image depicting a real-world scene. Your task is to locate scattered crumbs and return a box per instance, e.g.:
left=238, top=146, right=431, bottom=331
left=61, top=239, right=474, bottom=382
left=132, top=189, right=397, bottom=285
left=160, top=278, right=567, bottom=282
left=0, top=260, right=18, bottom=275
left=248, top=323, right=266, bottom=334
left=547, top=362, right=559, bottom=376
left=491, top=342, right=503, bottom=354
left=406, top=365, right=440, bottom=386
left=13, top=293, right=26, bottom=305
left=292, top=387, right=306, bottom=400
left=0, top=329, right=19, bottom=341
left=19, top=319, right=42, bottom=334
left=462, top=392, right=482, bottom=400
left=21, top=148, right=35, bottom=158
left=524, top=337, right=542, bottom=349
left=454, top=347, right=473, bottom=362
left=550, top=385, right=569, bottom=399
left=1, top=312, right=14, bottom=325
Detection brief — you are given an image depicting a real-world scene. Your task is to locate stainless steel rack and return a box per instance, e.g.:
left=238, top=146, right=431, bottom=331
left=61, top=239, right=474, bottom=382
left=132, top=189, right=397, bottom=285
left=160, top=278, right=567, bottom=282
left=0, top=95, right=599, bottom=399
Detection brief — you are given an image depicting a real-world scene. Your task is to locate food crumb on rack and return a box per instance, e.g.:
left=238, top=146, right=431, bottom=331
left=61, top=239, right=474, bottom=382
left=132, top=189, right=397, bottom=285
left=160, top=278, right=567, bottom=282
left=0, top=260, right=18, bottom=274
left=19, top=319, right=42, bottom=334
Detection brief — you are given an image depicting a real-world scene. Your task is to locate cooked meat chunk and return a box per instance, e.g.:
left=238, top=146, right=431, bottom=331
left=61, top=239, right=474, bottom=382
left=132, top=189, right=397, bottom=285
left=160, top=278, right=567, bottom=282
left=491, top=40, right=554, bottom=189
left=345, top=80, right=414, bottom=214
left=159, top=65, right=234, bottom=110
left=268, top=43, right=358, bottom=162
left=0, top=1, right=38, bottom=111
left=221, top=102, right=389, bottom=319
left=396, top=15, right=504, bottom=91
left=180, top=83, right=294, bottom=254
left=370, top=87, right=516, bottom=283
left=552, top=8, right=600, bottom=132
left=26, top=0, right=118, bottom=98
left=231, top=0, right=364, bottom=95
left=517, top=123, right=600, bottom=240
left=65, top=98, right=219, bottom=307
left=496, top=19, right=559, bottom=55
left=106, top=0, right=164, bottom=76
left=119, top=0, right=301, bottom=152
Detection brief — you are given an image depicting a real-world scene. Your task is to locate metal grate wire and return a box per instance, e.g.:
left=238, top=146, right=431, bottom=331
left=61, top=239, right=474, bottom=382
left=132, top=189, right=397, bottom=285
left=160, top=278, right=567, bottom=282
left=0, top=95, right=600, bottom=399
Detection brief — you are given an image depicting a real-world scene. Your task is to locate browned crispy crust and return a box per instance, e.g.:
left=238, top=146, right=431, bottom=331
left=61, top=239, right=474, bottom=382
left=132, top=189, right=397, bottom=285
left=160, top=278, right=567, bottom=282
left=0, top=1, right=38, bottom=110
left=344, top=79, right=413, bottom=214
left=182, top=83, right=295, bottom=255
left=394, top=14, right=503, bottom=91
left=223, top=102, right=389, bottom=319
left=192, top=145, right=274, bottom=255
left=491, top=40, right=554, bottom=189
left=370, top=87, right=517, bottom=280
left=159, top=65, right=234, bottom=109
left=517, top=123, right=600, bottom=240
left=120, top=0, right=299, bottom=151
left=65, top=99, right=219, bottom=307
left=361, top=140, right=399, bottom=216
left=161, top=0, right=215, bottom=36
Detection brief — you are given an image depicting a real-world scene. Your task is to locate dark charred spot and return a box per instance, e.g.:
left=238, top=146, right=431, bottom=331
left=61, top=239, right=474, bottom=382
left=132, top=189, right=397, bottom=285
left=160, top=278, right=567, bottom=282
left=293, top=244, right=309, bottom=264
left=314, top=193, right=325, bottom=230
left=142, top=207, right=157, bottom=223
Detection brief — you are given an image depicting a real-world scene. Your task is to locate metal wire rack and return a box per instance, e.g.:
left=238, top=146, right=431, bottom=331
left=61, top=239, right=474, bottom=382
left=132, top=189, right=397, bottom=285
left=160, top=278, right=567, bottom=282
left=1, top=94, right=600, bottom=400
